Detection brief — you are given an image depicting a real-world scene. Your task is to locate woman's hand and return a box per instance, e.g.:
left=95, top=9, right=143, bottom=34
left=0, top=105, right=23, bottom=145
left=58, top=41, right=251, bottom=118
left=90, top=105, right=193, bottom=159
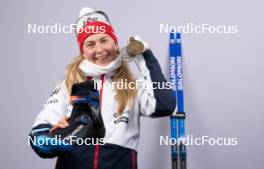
left=132, top=35, right=150, bottom=52
left=50, top=116, right=70, bottom=133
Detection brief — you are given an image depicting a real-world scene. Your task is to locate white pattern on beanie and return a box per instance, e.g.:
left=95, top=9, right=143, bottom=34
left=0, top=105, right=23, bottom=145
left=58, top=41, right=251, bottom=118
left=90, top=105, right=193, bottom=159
left=75, top=7, right=111, bottom=34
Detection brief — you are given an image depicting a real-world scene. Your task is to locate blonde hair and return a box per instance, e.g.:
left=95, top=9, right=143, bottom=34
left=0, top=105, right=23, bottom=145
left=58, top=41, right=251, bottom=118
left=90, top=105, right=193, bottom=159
left=65, top=55, right=137, bottom=116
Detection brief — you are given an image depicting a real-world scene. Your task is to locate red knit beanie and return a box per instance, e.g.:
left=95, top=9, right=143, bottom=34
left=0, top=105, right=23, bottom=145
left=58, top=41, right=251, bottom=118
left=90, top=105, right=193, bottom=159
left=76, top=7, right=118, bottom=53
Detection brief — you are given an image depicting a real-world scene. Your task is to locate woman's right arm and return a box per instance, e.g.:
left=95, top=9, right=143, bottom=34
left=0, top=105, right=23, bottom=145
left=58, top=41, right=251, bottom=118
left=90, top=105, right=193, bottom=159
left=29, top=80, right=69, bottom=158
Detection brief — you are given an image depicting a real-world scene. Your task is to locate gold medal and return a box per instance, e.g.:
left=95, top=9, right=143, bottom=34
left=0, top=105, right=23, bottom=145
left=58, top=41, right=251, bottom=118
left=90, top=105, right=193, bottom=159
left=126, top=37, right=145, bottom=57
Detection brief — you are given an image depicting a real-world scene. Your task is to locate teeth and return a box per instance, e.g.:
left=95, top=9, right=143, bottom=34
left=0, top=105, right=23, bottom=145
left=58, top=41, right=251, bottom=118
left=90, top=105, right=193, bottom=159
left=97, top=57, right=106, bottom=60
left=96, top=54, right=109, bottom=60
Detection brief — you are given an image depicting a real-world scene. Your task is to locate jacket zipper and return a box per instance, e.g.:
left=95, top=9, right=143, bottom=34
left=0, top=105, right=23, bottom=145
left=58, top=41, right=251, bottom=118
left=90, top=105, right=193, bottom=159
left=93, top=74, right=105, bottom=169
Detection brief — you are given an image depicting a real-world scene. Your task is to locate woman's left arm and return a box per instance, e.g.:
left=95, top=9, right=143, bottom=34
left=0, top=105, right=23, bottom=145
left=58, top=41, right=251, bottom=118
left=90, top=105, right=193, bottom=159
left=136, top=49, right=176, bottom=117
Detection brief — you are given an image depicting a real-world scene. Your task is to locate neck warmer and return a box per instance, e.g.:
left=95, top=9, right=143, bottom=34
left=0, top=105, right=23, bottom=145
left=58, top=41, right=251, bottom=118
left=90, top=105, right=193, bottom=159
left=79, top=56, right=121, bottom=77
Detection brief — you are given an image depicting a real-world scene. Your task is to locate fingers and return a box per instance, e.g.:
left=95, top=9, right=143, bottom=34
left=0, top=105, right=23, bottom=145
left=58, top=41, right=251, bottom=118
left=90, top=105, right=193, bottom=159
left=49, top=117, right=70, bottom=133
left=49, top=124, right=59, bottom=133
left=59, top=119, right=70, bottom=128
left=131, top=35, right=150, bottom=51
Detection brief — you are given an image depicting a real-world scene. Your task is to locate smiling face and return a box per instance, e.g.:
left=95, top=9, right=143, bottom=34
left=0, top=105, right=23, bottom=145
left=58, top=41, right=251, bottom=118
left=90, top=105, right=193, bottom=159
left=82, top=34, right=118, bottom=66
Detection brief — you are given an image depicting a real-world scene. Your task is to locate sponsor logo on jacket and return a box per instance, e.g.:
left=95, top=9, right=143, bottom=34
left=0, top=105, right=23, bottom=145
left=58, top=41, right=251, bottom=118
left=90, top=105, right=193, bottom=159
left=113, top=111, right=130, bottom=124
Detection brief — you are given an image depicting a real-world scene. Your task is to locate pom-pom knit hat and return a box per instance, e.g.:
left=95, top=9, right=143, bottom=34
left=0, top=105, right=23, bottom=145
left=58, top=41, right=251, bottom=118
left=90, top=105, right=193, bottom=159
left=75, top=7, right=118, bottom=53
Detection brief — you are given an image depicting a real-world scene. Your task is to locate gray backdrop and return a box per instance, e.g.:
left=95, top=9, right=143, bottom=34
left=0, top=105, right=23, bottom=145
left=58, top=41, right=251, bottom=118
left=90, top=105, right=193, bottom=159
left=0, top=0, right=263, bottom=169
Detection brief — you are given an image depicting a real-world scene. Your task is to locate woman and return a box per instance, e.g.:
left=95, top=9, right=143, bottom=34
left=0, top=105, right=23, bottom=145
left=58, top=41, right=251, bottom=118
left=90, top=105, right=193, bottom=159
left=29, top=7, right=176, bottom=169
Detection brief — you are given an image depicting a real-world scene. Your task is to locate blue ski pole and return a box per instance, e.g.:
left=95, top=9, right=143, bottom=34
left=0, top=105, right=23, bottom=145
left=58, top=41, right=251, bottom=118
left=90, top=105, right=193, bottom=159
left=169, top=32, right=187, bottom=169
left=175, top=32, right=187, bottom=169
left=169, top=32, right=178, bottom=169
